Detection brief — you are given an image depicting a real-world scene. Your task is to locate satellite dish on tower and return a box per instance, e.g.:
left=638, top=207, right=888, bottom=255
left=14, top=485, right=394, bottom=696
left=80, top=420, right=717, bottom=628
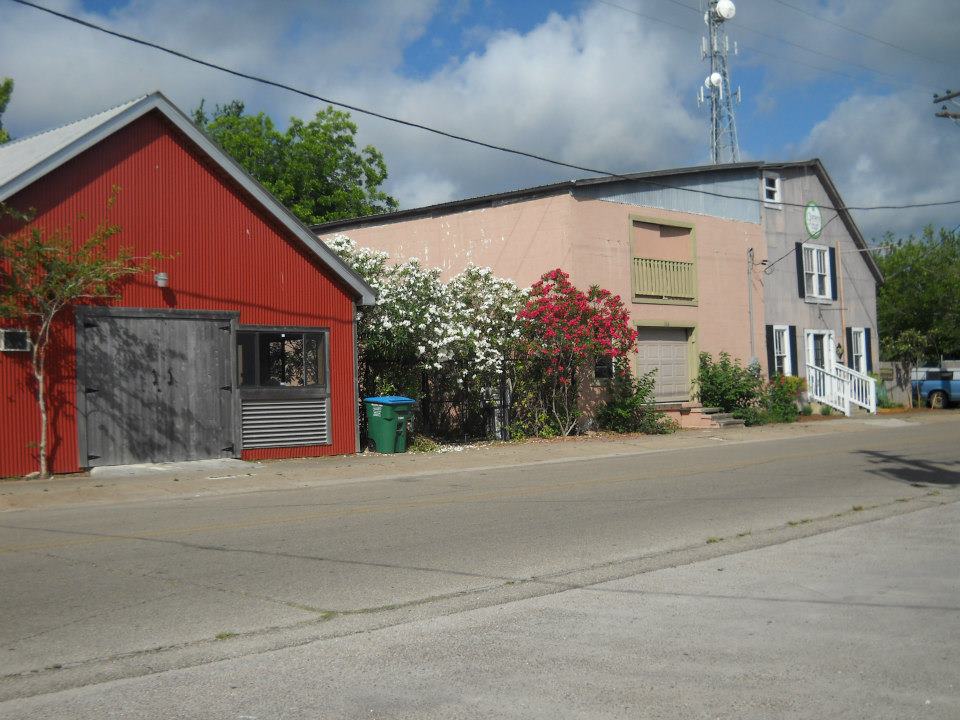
left=715, top=0, right=736, bottom=20
left=700, top=0, right=741, bottom=163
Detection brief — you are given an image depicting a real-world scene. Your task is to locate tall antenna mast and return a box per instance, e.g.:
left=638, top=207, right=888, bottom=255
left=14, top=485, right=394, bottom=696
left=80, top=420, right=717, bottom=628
left=697, top=0, right=741, bottom=164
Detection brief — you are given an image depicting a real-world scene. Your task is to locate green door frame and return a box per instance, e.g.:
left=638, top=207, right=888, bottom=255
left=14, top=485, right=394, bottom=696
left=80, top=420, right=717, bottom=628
left=635, top=320, right=699, bottom=402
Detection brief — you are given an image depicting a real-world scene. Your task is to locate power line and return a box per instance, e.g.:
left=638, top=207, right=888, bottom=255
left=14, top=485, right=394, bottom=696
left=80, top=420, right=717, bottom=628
left=769, top=0, right=954, bottom=70
left=762, top=211, right=844, bottom=274
left=717, top=13, right=934, bottom=93
left=597, top=0, right=934, bottom=93
left=9, top=0, right=960, bottom=214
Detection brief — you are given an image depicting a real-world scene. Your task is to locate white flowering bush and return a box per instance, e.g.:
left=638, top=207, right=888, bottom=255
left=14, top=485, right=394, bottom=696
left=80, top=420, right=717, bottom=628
left=327, top=235, right=525, bottom=437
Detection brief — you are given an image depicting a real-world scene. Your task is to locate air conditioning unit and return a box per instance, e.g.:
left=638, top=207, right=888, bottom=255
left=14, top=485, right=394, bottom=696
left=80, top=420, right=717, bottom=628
left=0, top=329, right=31, bottom=352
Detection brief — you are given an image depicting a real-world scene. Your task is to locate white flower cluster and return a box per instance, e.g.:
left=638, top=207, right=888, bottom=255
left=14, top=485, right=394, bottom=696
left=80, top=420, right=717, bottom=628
left=328, top=235, right=525, bottom=390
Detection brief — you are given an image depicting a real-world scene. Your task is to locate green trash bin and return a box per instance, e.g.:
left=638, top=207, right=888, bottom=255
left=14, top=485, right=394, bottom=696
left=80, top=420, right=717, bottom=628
left=363, top=396, right=416, bottom=453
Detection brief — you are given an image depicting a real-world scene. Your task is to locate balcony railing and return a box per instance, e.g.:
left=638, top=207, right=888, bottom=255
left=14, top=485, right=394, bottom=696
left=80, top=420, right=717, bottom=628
left=632, top=257, right=696, bottom=302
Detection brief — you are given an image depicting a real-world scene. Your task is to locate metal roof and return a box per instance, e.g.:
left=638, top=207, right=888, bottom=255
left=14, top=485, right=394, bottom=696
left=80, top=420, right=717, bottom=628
left=312, top=162, right=764, bottom=233
left=0, top=96, right=147, bottom=192
left=0, top=92, right=377, bottom=305
left=313, top=158, right=881, bottom=285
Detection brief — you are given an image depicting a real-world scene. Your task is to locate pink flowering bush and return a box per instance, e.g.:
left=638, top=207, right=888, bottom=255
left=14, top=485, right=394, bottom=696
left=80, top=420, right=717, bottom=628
left=515, top=269, right=638, bottom=435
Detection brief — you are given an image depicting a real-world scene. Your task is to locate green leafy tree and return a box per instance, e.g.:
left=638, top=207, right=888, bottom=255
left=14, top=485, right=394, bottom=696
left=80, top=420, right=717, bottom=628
left=883, top=329, right=929, bottom=408
left=193, top=100, right=398, bottom=224
left=876, top=226, right=960, bottom=361
left=694, top=351, right=764, bottom=412
left=0, top=77, right=14, bottom=144
left=0, top=198, right=159, bottom=477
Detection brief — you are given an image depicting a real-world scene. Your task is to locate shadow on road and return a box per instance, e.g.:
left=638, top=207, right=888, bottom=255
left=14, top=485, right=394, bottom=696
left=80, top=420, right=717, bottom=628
left=857, top=450, right=960, bottom=487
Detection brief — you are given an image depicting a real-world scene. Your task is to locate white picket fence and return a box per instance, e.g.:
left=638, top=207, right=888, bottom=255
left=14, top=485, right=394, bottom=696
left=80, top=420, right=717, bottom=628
left=807, top=364, right=877, bottom=416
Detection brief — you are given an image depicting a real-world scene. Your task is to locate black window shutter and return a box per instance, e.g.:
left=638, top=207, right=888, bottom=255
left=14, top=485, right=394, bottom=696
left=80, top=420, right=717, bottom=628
left=765, top=325, right=775, bottom=378
left=795, top=242, right=806, bottom=298
left=829, top=247, right=838, bottom=300
left=789, top=326, right=799, bottom=375
left=846, top=327, right=854, bottom=367
left=865, top=328, right=873, bottom=372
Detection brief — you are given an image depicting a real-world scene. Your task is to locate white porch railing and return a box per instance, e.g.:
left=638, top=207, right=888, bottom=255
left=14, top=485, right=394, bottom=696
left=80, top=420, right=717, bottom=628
left=836, top=365, right=877, bottom=414
left=807, top=365, right=850, bottom=415
left=806, top=364, right=877, bottom=416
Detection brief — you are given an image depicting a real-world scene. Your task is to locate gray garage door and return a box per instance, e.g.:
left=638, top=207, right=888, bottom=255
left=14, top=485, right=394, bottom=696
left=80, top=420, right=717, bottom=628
left=636, top=327, right=690, bottom=402
left=77, top=310, right=236, bottom=467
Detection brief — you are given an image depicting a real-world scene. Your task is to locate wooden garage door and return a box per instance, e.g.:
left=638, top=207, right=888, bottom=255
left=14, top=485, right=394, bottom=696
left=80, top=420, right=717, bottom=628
left=636, top=327, right=690, bottom=402
left=77, top=310, right=236, bottom=467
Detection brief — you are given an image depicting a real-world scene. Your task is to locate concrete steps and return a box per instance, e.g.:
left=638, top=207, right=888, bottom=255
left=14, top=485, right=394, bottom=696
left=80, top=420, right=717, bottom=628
left=700, top=407, right=747, bottom=428
left=659, top=404, right=747, bottom=429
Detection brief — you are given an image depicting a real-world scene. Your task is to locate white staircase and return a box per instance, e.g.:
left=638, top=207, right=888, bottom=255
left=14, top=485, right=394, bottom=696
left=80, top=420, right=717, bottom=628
left=806, top=365, right=877, bottom=416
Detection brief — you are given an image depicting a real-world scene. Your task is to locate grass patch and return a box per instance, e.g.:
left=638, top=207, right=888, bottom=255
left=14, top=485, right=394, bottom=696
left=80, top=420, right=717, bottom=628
left=214, top=631, right=238, bottom=641
left=736, top=530, right=752, bottom=538
left=852, top=505, right=864, bottom=512
left=706, top=536, right=723, bottom=544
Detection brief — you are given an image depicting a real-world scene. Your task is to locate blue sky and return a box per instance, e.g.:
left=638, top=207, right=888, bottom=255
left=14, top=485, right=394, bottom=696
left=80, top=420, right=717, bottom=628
left=3, top=0, right=958, bottom=238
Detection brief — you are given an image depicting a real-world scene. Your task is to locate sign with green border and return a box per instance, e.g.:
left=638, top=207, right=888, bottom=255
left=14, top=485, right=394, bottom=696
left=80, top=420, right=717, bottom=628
left=804, top=201, right=822, bottom=239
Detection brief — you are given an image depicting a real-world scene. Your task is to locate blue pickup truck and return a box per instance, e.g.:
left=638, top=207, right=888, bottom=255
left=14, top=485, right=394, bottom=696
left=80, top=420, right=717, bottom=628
left=912, top=370, right=960, bottom=408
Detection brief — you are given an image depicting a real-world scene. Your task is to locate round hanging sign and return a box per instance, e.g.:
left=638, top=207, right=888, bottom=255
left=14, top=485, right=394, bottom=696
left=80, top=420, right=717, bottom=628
left=804, top=201, right=822, bottom=239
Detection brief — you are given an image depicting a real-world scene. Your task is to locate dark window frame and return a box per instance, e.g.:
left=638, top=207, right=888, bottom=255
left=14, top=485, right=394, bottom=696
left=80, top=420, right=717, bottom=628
left=0, top=329, right=31, bottom=352
left=236, top=326, right=330, bottom=401
left=594, top=355, right=614, bottom=381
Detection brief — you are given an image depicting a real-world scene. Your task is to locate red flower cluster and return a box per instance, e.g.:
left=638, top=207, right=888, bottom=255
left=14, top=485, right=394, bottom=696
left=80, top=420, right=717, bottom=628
left=517, top=268, right=638, bottom=377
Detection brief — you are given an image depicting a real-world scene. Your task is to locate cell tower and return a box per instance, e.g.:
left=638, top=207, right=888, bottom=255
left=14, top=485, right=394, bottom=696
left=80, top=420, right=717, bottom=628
left=697, top=0, right=741, bottom=164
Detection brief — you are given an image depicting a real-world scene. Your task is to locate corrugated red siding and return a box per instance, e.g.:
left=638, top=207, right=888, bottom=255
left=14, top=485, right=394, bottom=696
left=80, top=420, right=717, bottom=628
left=0, top=111, right=359, bottom=477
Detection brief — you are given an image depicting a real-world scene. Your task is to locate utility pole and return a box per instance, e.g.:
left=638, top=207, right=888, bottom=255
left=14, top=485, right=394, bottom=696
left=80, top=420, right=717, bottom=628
left=747, top=247, right=756, bottom=365
left=698, top=0, right=741, bottom=164
left=933, top=89, right=960, bottom=124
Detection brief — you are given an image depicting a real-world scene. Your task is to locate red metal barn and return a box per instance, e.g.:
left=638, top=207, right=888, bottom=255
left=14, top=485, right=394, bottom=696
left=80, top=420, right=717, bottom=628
left=0, top=92, right=375, bottom=477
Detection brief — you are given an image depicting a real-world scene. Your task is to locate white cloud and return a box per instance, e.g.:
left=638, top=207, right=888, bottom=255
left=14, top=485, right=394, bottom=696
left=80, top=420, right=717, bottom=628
left=1, top=0, right=956, bottom=239
left=390, top=172, right=460, bottom=208
left=350, top=3, right=706, bottom=206
left=801, top=90, right=960, bottom=240
left=0, top=0, right=438, bottom=133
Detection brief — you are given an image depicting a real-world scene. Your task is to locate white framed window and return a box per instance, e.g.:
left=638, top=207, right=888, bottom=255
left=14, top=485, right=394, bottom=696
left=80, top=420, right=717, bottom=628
left=850, top=327, right=866, bottom=375
left=0, top=329, right=30, bottom=352
left=802, top=243, right=831, bottom=299
left=772, top=325, right=792, bottom=376
left=762, top=172, right=781, bottom=207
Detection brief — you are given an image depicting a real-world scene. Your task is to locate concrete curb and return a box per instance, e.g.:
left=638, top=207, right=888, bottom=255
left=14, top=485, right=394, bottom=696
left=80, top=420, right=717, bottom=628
left=1, top=412, right=957, bottom=514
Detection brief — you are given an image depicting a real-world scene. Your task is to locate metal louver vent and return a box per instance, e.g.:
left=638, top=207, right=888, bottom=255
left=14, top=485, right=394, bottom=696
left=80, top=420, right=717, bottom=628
left=241, top=399, right=329, bottom=449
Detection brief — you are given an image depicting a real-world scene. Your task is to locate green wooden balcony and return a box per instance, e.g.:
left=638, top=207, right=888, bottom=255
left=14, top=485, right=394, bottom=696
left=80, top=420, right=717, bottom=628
left=632, top=257, right=697, bottom=304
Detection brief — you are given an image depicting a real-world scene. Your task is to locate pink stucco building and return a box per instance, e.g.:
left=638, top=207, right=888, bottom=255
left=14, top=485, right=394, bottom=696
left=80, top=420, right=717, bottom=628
left=316, top=162, right=881, bottom=425
left=317, top=166, right=773, bottom=427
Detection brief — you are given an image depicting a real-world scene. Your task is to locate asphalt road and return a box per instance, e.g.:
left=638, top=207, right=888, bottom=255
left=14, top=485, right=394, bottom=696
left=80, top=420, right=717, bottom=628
left=1, top=417, right=958, bottom=717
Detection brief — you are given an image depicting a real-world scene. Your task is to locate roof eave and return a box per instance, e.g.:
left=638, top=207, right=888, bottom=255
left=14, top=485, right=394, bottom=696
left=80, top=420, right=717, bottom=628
left=805, top=158, right=884, bottom=285
left=1, top=91, right=377, bottom=306
left=313, top=161, right=767, bottom=233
